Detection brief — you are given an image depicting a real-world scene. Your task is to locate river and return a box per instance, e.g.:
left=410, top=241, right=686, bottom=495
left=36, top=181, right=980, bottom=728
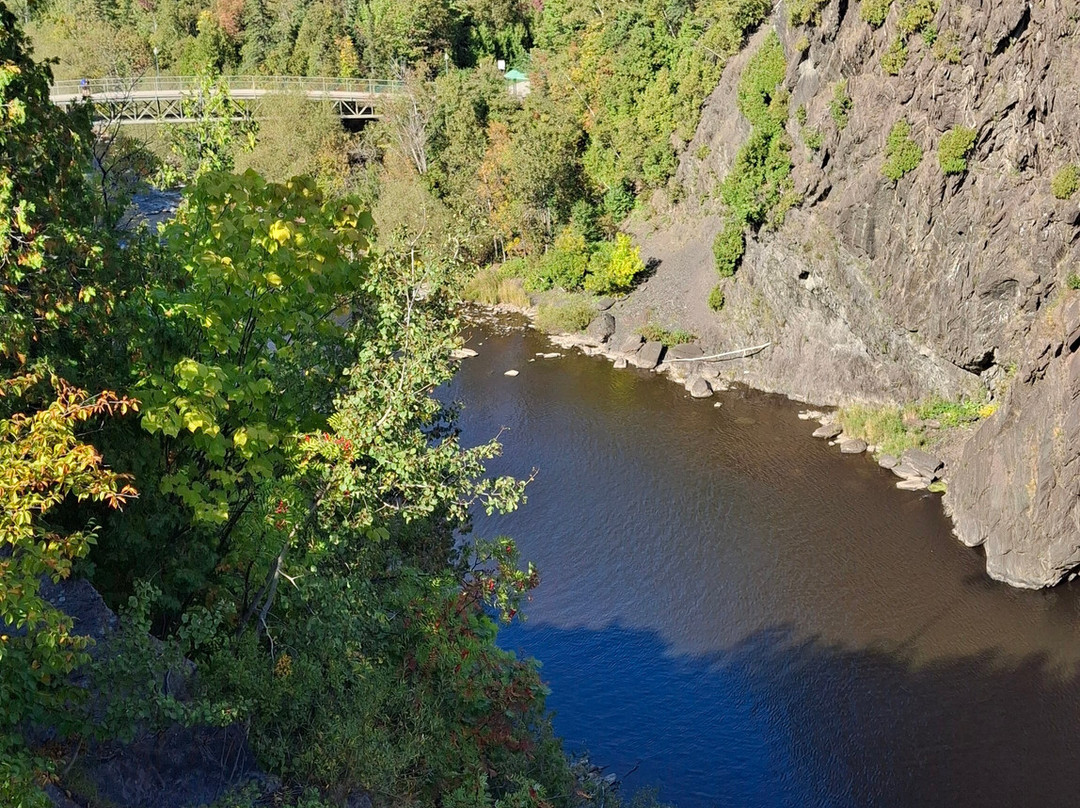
left=442, top=317, right=1080, bottom=808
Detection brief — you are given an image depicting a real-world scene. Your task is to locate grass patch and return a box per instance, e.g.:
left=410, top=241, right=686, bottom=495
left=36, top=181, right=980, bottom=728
left=638, top=322, right=697, bottom=345
left=463, top=264, right=532, bottom=307
left=838, top=395, right=992, bottom=456
left=1068, top=273, right=1080, bottom=291
left=534, top=295, right=595, bottom=333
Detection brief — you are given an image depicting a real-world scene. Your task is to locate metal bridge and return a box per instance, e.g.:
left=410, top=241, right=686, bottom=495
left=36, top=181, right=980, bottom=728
left=49, top=76, right=404, bottom=124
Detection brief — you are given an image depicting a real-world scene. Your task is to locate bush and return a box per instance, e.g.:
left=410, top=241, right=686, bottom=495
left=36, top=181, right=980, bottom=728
left=838, top=395, right=990, bottom=456
left=938, top=126, right=977, bottom=175
left=1051, top=165, right=1080, bottom=200
left=524, top=228, right=590, bottom=292
left=534, top=296, right=596, bottom=333
left=830, top=80, right=853, bottom=130
left=898, top=0, right=939, bottom=36
left=708, top=285, right=726, bottom=312
left=583, top=233, right=645, bottom=294
left=932, top=29, right=962, bottom=62
left=802, top=127, right=824, bottom=150
left=882, top=120, right=923, bottom=181
left=787, top=0, right=829, bottom=26
left=880, top=36, right=908, bottom=74
left=1067, top=273, right=1080, bottom=290
left=860, top=0, right=893, bottom=26
left=713, top=218, right=746, bottom=277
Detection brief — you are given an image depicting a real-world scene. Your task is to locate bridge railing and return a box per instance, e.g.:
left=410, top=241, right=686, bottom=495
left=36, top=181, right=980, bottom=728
left=51, top=75, right=405, bottom=98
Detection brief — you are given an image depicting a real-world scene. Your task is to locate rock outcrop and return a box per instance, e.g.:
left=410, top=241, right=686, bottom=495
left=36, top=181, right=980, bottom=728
left=946, top=296, right=1080, bottom=587
left=620, top=0, right=1080, bottom=586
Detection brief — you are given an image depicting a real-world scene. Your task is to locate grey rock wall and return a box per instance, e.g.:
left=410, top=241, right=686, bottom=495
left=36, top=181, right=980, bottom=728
left=945, top=296, right=1080, bottom=588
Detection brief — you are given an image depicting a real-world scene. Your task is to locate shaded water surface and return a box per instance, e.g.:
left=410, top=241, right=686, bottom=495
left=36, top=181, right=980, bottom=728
left=443, top=319, right=1080, bottom=808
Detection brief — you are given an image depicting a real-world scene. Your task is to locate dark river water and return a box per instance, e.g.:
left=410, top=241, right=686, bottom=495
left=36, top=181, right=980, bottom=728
left=443, top=317, right=1080, bottom=808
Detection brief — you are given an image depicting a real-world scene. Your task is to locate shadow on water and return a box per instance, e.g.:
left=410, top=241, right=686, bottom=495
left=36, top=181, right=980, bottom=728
left=500, top=621, right=1080, bottom=808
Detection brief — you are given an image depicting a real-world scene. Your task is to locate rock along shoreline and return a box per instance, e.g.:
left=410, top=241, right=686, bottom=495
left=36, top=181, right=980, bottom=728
left=458, top=303, right=949, bottom=497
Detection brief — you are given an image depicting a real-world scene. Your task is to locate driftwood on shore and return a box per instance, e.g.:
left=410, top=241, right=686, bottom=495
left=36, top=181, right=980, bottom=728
left=666, top=341, right=772, bottom=363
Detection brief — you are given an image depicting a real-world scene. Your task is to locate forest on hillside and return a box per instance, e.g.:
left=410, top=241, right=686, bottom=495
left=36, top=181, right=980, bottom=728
left=1, top=0, right=781, bottom=804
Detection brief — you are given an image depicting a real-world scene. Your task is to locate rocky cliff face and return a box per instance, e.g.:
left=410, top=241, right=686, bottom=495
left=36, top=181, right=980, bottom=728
left=621, top=0, right=1080, bottom=586
left=945, top=295, right=1080, bottom=588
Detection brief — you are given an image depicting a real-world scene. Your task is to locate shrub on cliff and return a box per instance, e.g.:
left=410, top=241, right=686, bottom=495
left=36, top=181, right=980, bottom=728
left=708, top=285, right=726, bottom=311
left=938, top=126, right=978, bottom=175
left=830, top=80, right=853, bottom=130
left=880, top=36, right=908, bottom=74
left=882, top=120, right=923, bottom=181
left=787, top=0, right=830, bottom=27
left=714, top=218, right=747, bottom=277
left=860, top=0, right=893, bottom=26
left=1051, top=165, right=1080, bottom=200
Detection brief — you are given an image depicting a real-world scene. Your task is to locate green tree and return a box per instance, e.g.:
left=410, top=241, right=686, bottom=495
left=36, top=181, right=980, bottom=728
left=0, top=8, right=126, bottom=374
left=95, top=171, right=375, bottom=615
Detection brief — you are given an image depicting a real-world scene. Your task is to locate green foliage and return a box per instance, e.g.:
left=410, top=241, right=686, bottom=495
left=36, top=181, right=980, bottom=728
left=235, top=93, right=353, bottom=194
left=736, top=32, right=789, bottom=129
left=802, top=127, right=824, bottom=150
left=880, top=36, right=908, bottom=74
left=708, top=285, right=726, bottom=312
left=1067, top=273, right=1080, bottom=291
left=897, top=0, right=939, bottom=36
left=638, top=322, right=696, bottom=345
left=715, top=32, right=796, bottom=279
left=95, top=171, right=377, bottom=615
left=583, top=233, right=645, bottom=294
left=829, top=80, right=853, bottom=130
left=1051, top=164, right=1080, bottom=200
left=525, top=228, right=590, bottom=292
left=860, top=0, right=893, bottom=26
left=713, top=218, right=746, bottom=277
left=938, top=126, right=977, bottom=175
left=787, top=0, right=830, bottom=27
left=881, top=120, right=923, bottom=181
left=156, top=73, right=254, bottom=186
left=0, top=8, right=129, bottom=372
left=534, top=295, right=596, bottom=333
left=931, top=29, right=962, bottom=62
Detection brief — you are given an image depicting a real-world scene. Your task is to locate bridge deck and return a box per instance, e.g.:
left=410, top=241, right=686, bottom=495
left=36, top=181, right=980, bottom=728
left=50, top=76, right=403, bottom=123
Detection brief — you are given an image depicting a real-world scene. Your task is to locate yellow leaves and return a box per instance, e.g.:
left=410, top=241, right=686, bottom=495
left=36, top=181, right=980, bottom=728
left=269, top=220, right=292, bottom=244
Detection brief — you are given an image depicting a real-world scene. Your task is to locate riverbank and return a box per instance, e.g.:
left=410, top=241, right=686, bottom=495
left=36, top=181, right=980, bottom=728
left=461, top=302, right=954, bottom=496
